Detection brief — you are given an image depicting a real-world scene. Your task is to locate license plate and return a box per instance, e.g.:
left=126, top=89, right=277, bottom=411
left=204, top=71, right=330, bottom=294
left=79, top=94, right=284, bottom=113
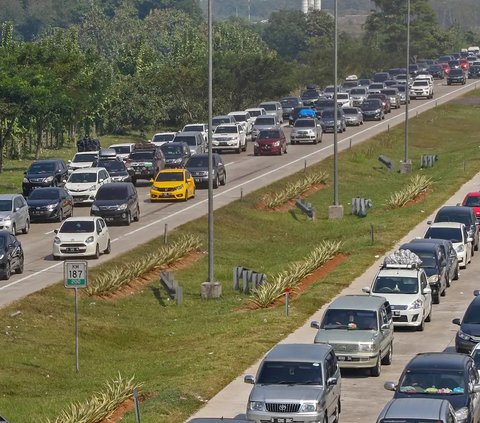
left=220, top=142, right=228, bottom=146
left=394, top=311, right=401, bottom=316
left=105, top=217, right=115, bottom=221
left=337, top=356, right=352, bottom=361
left=194, top=178, right=202, bottom=183
left=273, top=419, right=293, bottom=423
left=66, top=248, right=79, bottom=253
left=161, top=193, right=170, bottom=197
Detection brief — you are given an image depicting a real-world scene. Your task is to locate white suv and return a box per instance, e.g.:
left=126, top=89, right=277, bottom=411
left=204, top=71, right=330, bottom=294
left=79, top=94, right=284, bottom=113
left=363, top=251, right=432, bottom=331
left=65, top=167, right=111, bottom=204
left=410, top=79, right=433, bottom=99
left=212, top=124, right=246, bottom=153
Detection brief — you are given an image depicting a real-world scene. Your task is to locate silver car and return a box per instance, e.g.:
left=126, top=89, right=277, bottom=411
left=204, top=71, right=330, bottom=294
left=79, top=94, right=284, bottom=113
left=0, top=194, right=30, bottom=235
left=244, top=343, right=341, bottom=423
left=381, top=88, right=402, bottom=109
left=251, top=115, right=279, bottom=141
left=290, top=118, right=323, bottom=144
left=376, top=398, right=458, bottom=423
left=349, top=87, right=368, bottom=106
left=311, top=295, right=394, bottom=377
left=342, top=107, right=364, bottom=126
left=259, top=101, right=284, bottom=124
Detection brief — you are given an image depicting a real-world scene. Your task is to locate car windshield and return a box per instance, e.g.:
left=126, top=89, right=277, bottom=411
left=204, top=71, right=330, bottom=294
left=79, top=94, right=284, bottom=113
left=435, top=212, right=471, bottom=226
left=257, top=361, right=323, bottom=385
left=383, top=90, right=397, bottom=95
left=413, top=81, right=429, bottom=86
left=472, top=350, right=480, bottom=368
left=261, top=104, right=277, bottom=112
left=324, top=86, right=335, bottom=93
left=59, top=220, right=94, bottom=233
left=215, top=126, right=238, bottom=134
left=73, top=153, right=97, bottom=163
left=372, top=276, right=419, bottom=294
left=255, top=117, right=276, bottom=125
left=413, top=254, right=437, bottom=268
left=350, top=88, right=366, bottom=95
left=259, top=130, right=282, bottom=139
left=161, top=145, right=184, bottom=156
left=0, top=200, right=13, bottom=211
left=186, top=157, right=208, bottom=168
left=155, top=172, right=184, bottom=182
left=111, top=146, right=131, bottom=154
left=461, top=304, right=480, bottom=324
left=28, top=162, right=55, bottom=173
left=129, top=152, right=153, bottom=161
left=464, top=196, right=480, bottom=207
left=425, top=227, right=462, bottom=243
left=152, top=134, right=175, bottom=143
left=212, top=117, right=231, bottom=126
left=302, top=90, right=319, bottom=99
left=96, top=186, right=128, bottom=201
left=450, top=69, right=464, bottom=76
left=281, top=99, right=298, bottom=107
left=294, top=120, right=315, bottom=127
left=362, top=100, right=381, bottom=108
left=370, top=84, right=384, bottom=89
left=337, top=93, right=349, bottom=99
left=184, top=125, right=204, bottom=132
left=231, top=114, right=247, bottom=122
left=322, top=110, right=338, bottom=119
left=28, top=189, right=60, bottom=200
left=174, top=136, right=197, bottom=146
left=98, top=161, right=125, bottom=172
left=68, top=173, right=97, bottom=183
left=321, top=309, right=378, bottom=330
left=399, top=370, right=465, bottom=394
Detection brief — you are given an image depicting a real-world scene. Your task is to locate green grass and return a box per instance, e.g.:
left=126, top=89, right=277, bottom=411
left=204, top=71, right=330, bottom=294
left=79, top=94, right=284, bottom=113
left=1, top=97, right=480, bottom=422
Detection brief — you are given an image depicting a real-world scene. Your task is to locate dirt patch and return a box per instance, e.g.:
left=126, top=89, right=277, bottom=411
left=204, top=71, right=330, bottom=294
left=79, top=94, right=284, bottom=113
left=94, top=250, right=204, bottom=300
left=402, top=190, right=428, bottom=208
left=255, top=182, right=326, bottom=212
left=99, top=395, right=146, bottom=423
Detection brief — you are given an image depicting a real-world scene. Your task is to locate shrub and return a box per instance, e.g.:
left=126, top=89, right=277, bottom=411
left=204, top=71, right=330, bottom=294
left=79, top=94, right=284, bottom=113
left=385, top=174, right=433, bottom=209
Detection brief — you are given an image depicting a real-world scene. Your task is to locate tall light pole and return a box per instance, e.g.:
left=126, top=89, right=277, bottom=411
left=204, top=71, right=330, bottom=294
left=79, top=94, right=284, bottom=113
left=401, top=0, right=412, bottom=174
left=328, top=0, right=344, bottom=219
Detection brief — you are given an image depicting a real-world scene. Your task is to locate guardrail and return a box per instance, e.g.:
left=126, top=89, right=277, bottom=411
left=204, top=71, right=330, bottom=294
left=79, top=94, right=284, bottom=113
left=420, top=154, right=438, bottom=168
left=233, top=267, right=266, bottom=294
left=351, top=197, right=372, bottom=217
left=378, top=155, right=395, bottom=172
left=295, top=198, right=316, bottom=219
left=159, top=271, right=183, bottom=305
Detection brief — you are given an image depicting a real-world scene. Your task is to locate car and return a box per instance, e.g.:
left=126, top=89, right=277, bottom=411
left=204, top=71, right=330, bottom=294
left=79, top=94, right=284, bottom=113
left=93, top=158, right=131, bottom=183
left=428, top=64, right=446, bottom=79
left=125, top=143, right=166, bottom=185
left=448, top=59, right=461, bottom=70
left=67, top=151, right=98, bottom=173
left=375, top=398, right=458, bottom=423
left=320, top=108, right=346, bottom=133
left=151, top=132, right=176, bottom=146
left=373, top=72, right=391, bottom=83
left=384, top=352, right=480, bottom=423
left=461, top=192, right=480, bottom=219
left=251, top=115, right=279, bottom=141
left=52, top=216, right=111, bottom=260
left=254, top=128, right=287, bottom=156
left=314, top=98, right=337, bottom=114
left=149, top=169, right=195, bottom=202
left=172, top=132, right=205, bottom=156
left=244, top=343, right=341, bottom=423
left=384, top=79, right=399, bottom=87
left=97, top=147, right=117, bottom=161
left=368, top=82, right=386, bottom=94
left=65, top=167, right=111, bottom=205
left=336, top=92, right=351, bottom=107
left=212, top=123, right=246, bottom=153
left=471, top=343, right=480, bottom=376
left=300, top=88, right=321, bottom=106
left=90, top=182, right=139, bottom=225
left=228, top=111, right=253, bottom=134
left=160, top=142, right=191, bottom=168
left=459, top=58, right=470, bottom=72
left=408, top=64, right=421, bottom=76
left=211, top=115, right=236, bottom=132
left=341, top=80, right=358, bottom=93
left=394, top=74, right=414, bottom=87
left=280, top=96, right=303, bottom=120
left=358, top=78, right=372, bottom=87
left=399, top=242, right=448, bottom=304
left=182, top=123, right=208, bottom=144
left=432, top=206, right=479, bottom=253
left=441, top=63, right=451, bottom=76
left=311, top=295, right=393, bottom=377
left=27, top=188, right=73, bottom=222
left=424, top=222, right=472, bottom=269
left=381, top=88, right=401, bottom=109
left=244, top=108, right=267, bottom=120
left=388, top=68, right=407, bottom=78
left=410, top=79, right=434, bottom=99
left=259, top=101, right=283, bottom=124
left=0, top=230, right=24, bottom=280
left=290, top=118, right=323, bottom=144
left=289, top=106, right=314, bottom=126
left=109, top=143, right=135, bottom=161
left=0, top=194, right=30, bottom=234
left=447, top=68, right=467, bottom=85
left=185, top=153, right=226, bottom=188
left=393, top=84, right=409, bottom=104
left=437, top=55, right=454, bottom=64
left=342, top=107, right=364, bottom=126
left=349, top=87, right=369, bottom=106
left=362, top=250, right=432, bottom=331
left=453, top=291, right=480, bottom=354
left=22, top=159, right=69, bottom=197
left=368, top=93, right=392, bottom=113
left=361, top=98, right=384, bottom=121
left=469, top=62, right=480, bottom=78
left=323, top=85, right=340, bottom=99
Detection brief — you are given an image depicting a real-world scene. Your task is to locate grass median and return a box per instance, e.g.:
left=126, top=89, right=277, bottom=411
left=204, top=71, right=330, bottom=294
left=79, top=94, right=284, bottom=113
left=1, top=96, right=480, bottom=422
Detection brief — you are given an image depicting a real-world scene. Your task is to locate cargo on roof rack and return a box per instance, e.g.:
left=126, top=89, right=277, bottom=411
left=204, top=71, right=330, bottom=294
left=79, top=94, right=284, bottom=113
left=133, top=142, right=157, bottom=151
left=381, top=249, right=422, bottom=269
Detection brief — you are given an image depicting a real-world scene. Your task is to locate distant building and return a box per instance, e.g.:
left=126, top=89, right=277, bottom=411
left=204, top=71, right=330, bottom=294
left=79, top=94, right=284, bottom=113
left=302, top=0, right=321, bottom=13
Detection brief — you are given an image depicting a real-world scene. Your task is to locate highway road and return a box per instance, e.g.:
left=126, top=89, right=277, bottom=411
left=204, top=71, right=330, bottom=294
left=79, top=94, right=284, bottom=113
left=188, top=135, right=480, bottom=423
left=0, top=78, right=479, bottom=309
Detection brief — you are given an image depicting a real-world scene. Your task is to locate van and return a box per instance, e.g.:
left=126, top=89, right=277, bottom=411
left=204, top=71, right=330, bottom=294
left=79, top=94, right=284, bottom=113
left=259, top=101, right=283, bottom=124
left=172, top=132, right=205, bottom=155
left=311, top=295, right=393, bottom=376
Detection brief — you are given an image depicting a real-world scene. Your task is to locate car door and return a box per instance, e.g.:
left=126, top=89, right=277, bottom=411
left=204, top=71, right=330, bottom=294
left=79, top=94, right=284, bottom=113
left=379, top=307, right=393, bottom=354
left=185, top=171, right=194, bottom=196
left=8, top=234, right=20, bottom=268
left=96, top=218, right=108, bottom=250
left=468, top=363, right=480, bottom=422
left=323, top=352, right=336, bottom=419
left=464, top=226, right=472, bottom=263
left=13, top=196, right=26, bottom=231
left=420, top=272, right=432, bottom=317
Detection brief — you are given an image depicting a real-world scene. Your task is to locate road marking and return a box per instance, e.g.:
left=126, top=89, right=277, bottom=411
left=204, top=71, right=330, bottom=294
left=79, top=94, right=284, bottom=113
left=0, top=262, right=62, bottom=291
left=44, top=230, right=55, bottom=235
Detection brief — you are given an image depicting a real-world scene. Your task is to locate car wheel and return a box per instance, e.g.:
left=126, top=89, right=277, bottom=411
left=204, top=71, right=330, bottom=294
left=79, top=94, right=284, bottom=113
left=381, top=343, right=393, bottom=365
left=104, top=240, right=111, bottom=254
left=425, top=306, right=432, bottom=322
left=242, top=143, right=247, bottom=152
left=441, top=285, right=446, bottom=296
left=11, top=224, right=16, bottom=235
left=213, top=175, right=219, bottom=189
left=446, top=274, right=451, bottom=288
left=291, top=140, right=295, bottom=145
left=133, top=205, right=140, bottom=222
left=57, top=209, right=64, bottom=223
left=433, top=293, right=440, bottom=305
left=22, top=219, right=30, bottom=234
left=417, top=317, right=425, bottom=332
left=370, top=356, right=381, bottom=377
left=191, top=187, right=195, bottom=199
left=125, top=212, right=132, bottom=226
left=313, top=138, right=318, bottom=145
left=475, top=242, right=479, bottom=251
left=131, top=177, right=137, bottom=186
left=2, top=261, right=11, bottom=280
left=278, top=148, right=282, bottom=156
left=15, top=256, right=24, bottom=274
left=236, top=147, right=241, bottom=154
left=454, top=264, right=460, bottom=280
left=93, top=244, right=100, bottom=259
left=220, top=174, right=226, bottom=186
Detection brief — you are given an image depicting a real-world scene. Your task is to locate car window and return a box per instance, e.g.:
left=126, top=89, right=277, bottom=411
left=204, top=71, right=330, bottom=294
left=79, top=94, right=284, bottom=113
left=257, top=361, right=323, bottom=385
left=14, top=197, right=23, bottom=209
left=9, top=234, right=16, bottom=245
left=322, top=309, right=378, bottom=330
left=399, top=370, right=465, bottom=393
left=420, top=273, right=428, bottom=290
left=186, top=171, right=192, bottom=179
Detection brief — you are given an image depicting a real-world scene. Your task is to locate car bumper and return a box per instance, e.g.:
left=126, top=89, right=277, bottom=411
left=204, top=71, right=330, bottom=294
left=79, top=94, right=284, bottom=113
left=345, top=118, right=361, bottom=126
left=70, top=192, right=96, bottom=204
left=254, top=145, right=282, bottom=155
left=53, top=242, right=96, bottom=258
left=246, top=410, right=324, bottom=423
left=392, top=309, right=424, bottom=327
left=29, top=208, right=60, bottom=221
left=0, top=220, right=14, bottom=231
left=91, top=209, right=130, bottom=223
left=455, top=334, right=477, bottom=353
left=212, top=142, right=240, bottom=151
left=150, top=189, right=186, bottom=201
left=335, top=352, right=379, bottom=368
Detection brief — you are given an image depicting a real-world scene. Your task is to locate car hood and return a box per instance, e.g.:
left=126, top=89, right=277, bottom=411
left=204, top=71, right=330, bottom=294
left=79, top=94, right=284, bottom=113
left=371, top=292, right=418, bottom=307
left=314, top=329, right=378, bottom=344
left=93, top=199, right=125, bottom=207
left=26, top=172, right=54, bottom=179
left=0, top=211, right=13, bottom=219
left=394, top=391, right=467, bottom=411
left=57, top=232, right=95, bottom=242
left=460, top=322, right=480, bottom=337
left=152, top=181, right=184, bottom=189
left=66, top=182, right=95, bottom=191
left=249, top=385, right=324, bottom=402
left=27, top=199, right=58, bottom=207
left=257, top=138, right=283, bottom=144
left=292, top=127, right=315, bottom=132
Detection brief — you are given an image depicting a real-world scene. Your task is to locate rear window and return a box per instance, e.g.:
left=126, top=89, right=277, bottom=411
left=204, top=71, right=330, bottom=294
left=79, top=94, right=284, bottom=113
left=425, top=227, right=462, bottom=243
left=255, top=117, right=276, bottom=125
left=260, top=103, right=277, bottom=112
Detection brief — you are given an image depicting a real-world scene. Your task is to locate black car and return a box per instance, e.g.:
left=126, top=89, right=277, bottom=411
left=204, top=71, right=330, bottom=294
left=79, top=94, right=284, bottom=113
left=94, top=158, right=132, bottom=182
left=0, top=230, right=24, bottom=280
left=27, top=187, right=73, bottom=222
left=469, top=64, right=480, bottom=79
left=447, top=68, right=466, bottom=85
left=160, top=142, right=191, bottom=168
left=90, top=182, right=139, bottom=225
left=185, top=153, right=226, bottom=188
left=300, top=89, right=321, bottom=106
left=373, top=72, right=391, bottom=83
left=385, top=352, right=480, bottom=423
left=453, top=292, right=480, bottom=353
left=428, top=64, right=445, bottom=79
left=361, top=98, right=384, bottom=121
left=408, top=64, right=421, bottom=76
left=400, top=242, right=448, bottom=304
left=432, top=206, right=479, bottom=253
left=280, top=96, right=303, bottom=119
left=125, top=143, right=165, bottom=185
left=22, top=159, right=68, bottom=197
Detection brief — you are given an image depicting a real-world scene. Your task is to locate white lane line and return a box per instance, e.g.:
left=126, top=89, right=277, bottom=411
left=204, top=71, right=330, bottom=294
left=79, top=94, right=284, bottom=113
left=44, top=230, right=55, bottom=235
left=0, top=262, right=62, bottom=291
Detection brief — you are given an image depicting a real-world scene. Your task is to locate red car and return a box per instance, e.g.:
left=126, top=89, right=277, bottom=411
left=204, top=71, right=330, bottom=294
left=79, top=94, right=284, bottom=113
left=462, top=192, right=480, bottom=219
left=254, top=128, right=287, bottom=156
left=441, top=63, right=451, bottom=76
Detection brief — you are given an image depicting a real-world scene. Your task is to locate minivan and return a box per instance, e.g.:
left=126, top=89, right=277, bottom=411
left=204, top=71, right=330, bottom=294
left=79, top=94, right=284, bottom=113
left=90, top=182, right=139, bottom=225
left=259, top=101, right=283, bottom=124
left=172, top=132, right=205, bottom=155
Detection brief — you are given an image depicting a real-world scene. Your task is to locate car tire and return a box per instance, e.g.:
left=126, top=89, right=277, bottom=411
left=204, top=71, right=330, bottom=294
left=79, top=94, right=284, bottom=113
left=94, top=244, right=100, bottom=259
left=11, top=224, right=16, bottom=235
left=417, top=317, right=425, bottom=332
left=2, top=261, right=11, bottom=280
left=441, top=286, right=446, bottom=296
left=22, top=219, right=30, bottom=234
left=191, top=187, right=195, bottom=199
left=313, top=138, right=318, bottom=145
left=381, top=343, right=393, bottom=365
left=425, top=306, right=432, bottom=322
left=104, top=240, right=111, bottom=254
left=236, top=147, right=241, bottom=154
left=242, top=143, right=247, bottom=152
left=125, top=212, right=132, bottom=226
left=133, top=206, right=140, bottom=222
left=131, top=177, right=137, bottom=186
left=15, top=256, right=24, bottom=274
left=213, top=175, right=219, bottom=189
left=454, top=264, right=460, bottom=280
left=220, top=174, right=226, bottom=186
left=433, top=293, right=440, bottom=304
left=370, top=356, right=381, bottom=377
left=57, top=209, right=63, bottom=223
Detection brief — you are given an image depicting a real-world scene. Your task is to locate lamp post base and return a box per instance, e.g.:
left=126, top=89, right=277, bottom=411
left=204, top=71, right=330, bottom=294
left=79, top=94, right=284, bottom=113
left=400, top=160, right=412, bottom=174
left=201, top=282, right=222, bottom=299
left=328, top=205, right=344, bottom=219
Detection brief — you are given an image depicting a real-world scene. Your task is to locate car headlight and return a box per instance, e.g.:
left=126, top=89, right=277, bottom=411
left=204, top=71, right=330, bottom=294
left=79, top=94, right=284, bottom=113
left=174, top=185, right=184, bottom=191
left=0, top=253, right=4, bottom=260
left=1, top=216, right=11, bottom=222
left=455, top=407, right=469, bottom=423
left=254, top=142, right=259, bottom=147
left=91, top=204, right=99, bottom=211
left=299, top=402, right=318, bottom=413
left=273, top=141, right=280, bottom=147
left=458, top=329, right=472, bottom=341
left=54, top=237, right=61, bottom=245
left=44, top=176, right=54, bottom=183
left=46, top=203, right=58, bottom=211
left=173, top=158, right=182, bottom=163
left=358, top=343, right=375, bottom=352
left=89, top=185, right=97, bottom=191
left=457, top=244, right=465, bottom=253
left=427, top=275, right=439, bottom=283
left=248, top=401, right=265, bottom=411
left=117, top=203, right=128, bottom=210
left=409, top=299, right=423, bottom=309
left=85, top=236, right=95, bottom=244
left=376, top=109, right=382, bottom=113
left=23, top=177, right=29, bottom=183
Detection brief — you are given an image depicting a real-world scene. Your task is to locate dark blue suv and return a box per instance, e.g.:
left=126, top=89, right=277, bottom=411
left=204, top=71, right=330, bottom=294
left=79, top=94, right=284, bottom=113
left=384, top=352, right=480, bottom=423
left=453, top=291, right=480, bottom=353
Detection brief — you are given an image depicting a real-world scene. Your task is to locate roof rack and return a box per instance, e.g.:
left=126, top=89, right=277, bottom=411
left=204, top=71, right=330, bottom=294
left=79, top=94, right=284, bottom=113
left=382, top=249, right=422, bottom=269
left=133, top=142, right=157, bottom=151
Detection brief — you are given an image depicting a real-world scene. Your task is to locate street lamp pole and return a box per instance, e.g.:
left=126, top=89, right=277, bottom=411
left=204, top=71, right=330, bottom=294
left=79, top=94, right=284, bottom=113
left=207, top=0, right=214, bottom=282
left=401, top=0, right=412, bottom=174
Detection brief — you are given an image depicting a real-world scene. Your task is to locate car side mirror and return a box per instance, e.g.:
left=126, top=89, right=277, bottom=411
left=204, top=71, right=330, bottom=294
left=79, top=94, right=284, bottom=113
left=474, top=290, right=480, bottom=297
left=62, top=179, right=67, bottom=184
left=310, top=320, right=321, bottom=329
left=149, top=179, right=154, bottom=183
left=452, top=318, right=461, bottom=325
left=362, top=287, right=371, bottom=293
left=54, top=229, right=59, bottom=234
left=99, top=179, right=104, bottom=183
left=427, top=220, right=432, bottom=225
left=381, top=323, right=390, bottom=331
left=384, top=381, right=397, bottom=391
left=68, top=160, right=72, bottom=163
left=423, top=287, right=432, bottom=295
left=326, top=377, right=337, bottom=386
left=244, top=375, right=255, bottom=384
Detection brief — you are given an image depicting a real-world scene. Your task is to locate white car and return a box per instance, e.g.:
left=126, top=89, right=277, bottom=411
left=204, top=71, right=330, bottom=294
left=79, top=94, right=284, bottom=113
left=151, top=132, right=176, bottom=146
left=337, top=92, right=352, bottom=107
left=67, top=151, right=98, bottom=173
left=424, top=222, right=472, bottom=269
left=410, top=79, right=434, bottom=99
left=212, top=124, right=246, bottom=153
left=109, top=143, right=135, bottom=161
left=52, top=216, right=111, bottom=260
left=182, top=123, right=208, bottom=144
left=363, top=253, right=432, bottom=331
left=65, top=167, right=111, bottom=204
left=245, top=107, right=267, bottom=120
left=228, top=111, right=253, bottom=135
